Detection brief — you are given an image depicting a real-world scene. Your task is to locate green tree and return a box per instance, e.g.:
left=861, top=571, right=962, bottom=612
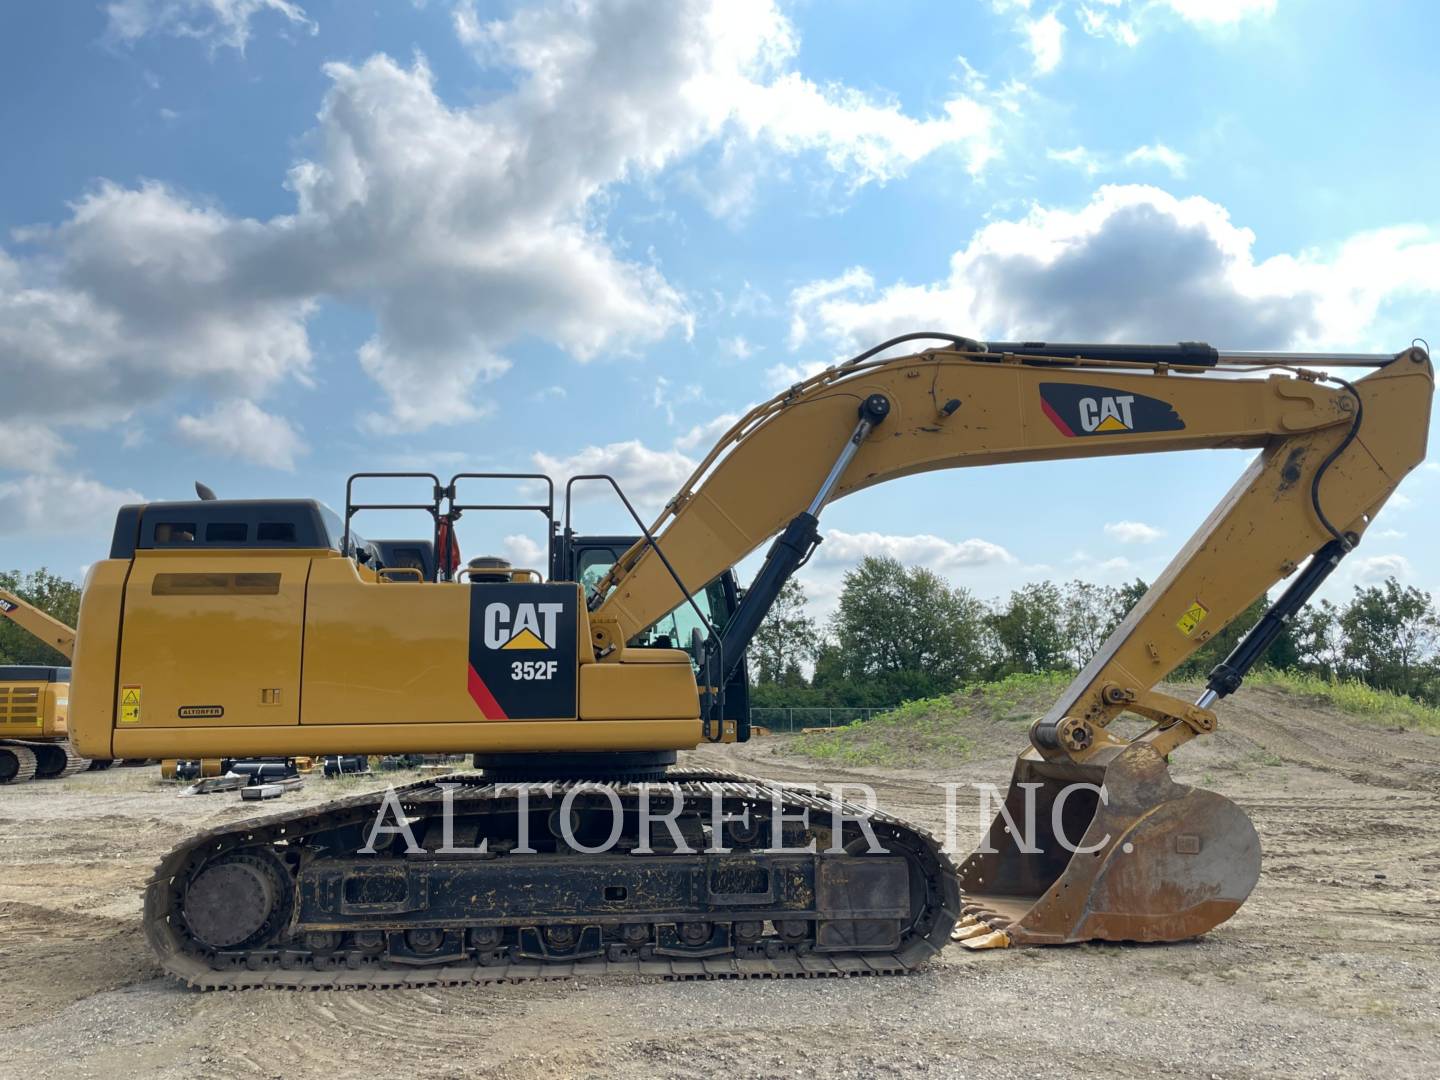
left=1339, top=578, right=1439, bottom=697
left=990, top=581, right=1071, bottom=674
left=0, top=568, right=81, bottom=666
left=829, top=555, right=990, bottom=700
left=1292, top=597, right=1343, bottom=676
left=751, top=579, right=819, bottom=687
left=1105, top=577, right=1151, bottom=637
left=1061, top=580, right=1118, bottom=667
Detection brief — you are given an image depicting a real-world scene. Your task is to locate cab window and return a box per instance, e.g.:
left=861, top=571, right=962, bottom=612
left=575, top=547, right=729, bottom=666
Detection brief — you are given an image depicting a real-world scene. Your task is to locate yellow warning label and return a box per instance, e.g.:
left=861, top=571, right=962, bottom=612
left=501, top=628, right=548, bottom=650
left=1176, top=601, right=1209, bottom=637
left=119, top=685, right=142, bottom=724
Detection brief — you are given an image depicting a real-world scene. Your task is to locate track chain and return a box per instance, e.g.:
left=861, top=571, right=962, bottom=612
left=146, top=769, right=961, bottom=990
left=0, top=743, right=39, bottom=785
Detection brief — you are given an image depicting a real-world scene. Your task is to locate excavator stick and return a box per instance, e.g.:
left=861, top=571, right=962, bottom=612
left=944, top=345, right=1432, bottom=948
left=955, top=746, right=1260, bottom=947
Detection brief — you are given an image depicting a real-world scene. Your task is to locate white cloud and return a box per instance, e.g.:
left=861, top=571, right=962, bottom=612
left=1104, top=520, right=1165, bottom=543
left=532, top=440, right=698, bottom=512
left=1351, top=553, right=1413, bottom=583
left=0, top=474, right=145, bottom=537
left=9, top=0, right=1007, bottom=465
left=651, top=376, right=704, bottom=425
left=722, top=335, right=755, bottom=359
left=460, top=0, right=999, bottom=197
left=764, top=359, right=830, bottom=392
left=0, top=422, right=71, bottom=473
left=788, top=267, right=875, bottom=349
left=815, top=529, right=1016, bottom=572
left=1077, top=4, right=1139, bottom=46
left=105, top=0, right=316, bottom=52
left=175, top=399, right=307, bottom=470
left=675, top=413, right=741, bottom=452
left=1124, top=143, right=1187, bottom=177
left=1163, top=0, right=1276, bottom=27
left=1047, top=145, right=1104, bottom=176
left=1078, top=0, right=1273, bottom=46
left=1047, top=143, right=1188, bottom=178
left=1020, top=10, right=1066, bottom=75
left=786, top=185, right=1440, bottom=354
left=501, top=532, right=548, bottom=569
left=0, top=208, right=313, bottom=430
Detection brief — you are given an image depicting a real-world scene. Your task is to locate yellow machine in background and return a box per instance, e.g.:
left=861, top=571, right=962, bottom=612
left=65, top=336, right=1432, bottom=987
left=0, top=590, right=91, bottom=783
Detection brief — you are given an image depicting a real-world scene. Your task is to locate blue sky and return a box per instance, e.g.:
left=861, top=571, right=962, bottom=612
left=1, top=0, right=1437, bottom=617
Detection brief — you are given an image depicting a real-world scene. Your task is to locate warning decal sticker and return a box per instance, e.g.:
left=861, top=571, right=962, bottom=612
left=119, top=685, right=142, bottom=724
left=467, top=584, right=578, bottom=720
left=1176, top=601, right=1210, bottom=637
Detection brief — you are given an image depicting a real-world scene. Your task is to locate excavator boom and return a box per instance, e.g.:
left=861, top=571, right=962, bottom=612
left=0, top=589, right=76, bottom=661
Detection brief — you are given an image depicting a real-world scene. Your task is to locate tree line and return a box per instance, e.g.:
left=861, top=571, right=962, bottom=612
left=751, top=555, right=1440, bottom=710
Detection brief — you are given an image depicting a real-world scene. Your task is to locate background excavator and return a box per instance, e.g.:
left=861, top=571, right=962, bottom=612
left=0, top=589, right=93, bottom=782
left=65, top=335, right=1432, bottom=988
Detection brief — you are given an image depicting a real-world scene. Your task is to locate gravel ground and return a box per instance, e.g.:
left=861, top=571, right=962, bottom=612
left=0, top=683, right=1437, bottom=1080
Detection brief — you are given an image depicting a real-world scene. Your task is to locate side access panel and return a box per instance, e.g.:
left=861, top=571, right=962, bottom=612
left=116, top=553, right=310, bottom=728
left=302, top=560, right=584, bottom=724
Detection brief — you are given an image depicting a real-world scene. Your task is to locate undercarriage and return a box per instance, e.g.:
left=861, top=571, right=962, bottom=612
left=146, top=770, right=961, bottom=989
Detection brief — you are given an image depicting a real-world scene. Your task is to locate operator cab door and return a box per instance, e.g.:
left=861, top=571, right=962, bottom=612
left=118, top=549, right=309, bottom=728
left=565, top=536, right=751, bottom=727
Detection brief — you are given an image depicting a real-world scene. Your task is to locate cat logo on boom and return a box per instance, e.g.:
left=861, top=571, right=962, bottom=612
left=1079, top=395, right=1135, bottom=432
left=1039, top=382, right=1186, bottom=438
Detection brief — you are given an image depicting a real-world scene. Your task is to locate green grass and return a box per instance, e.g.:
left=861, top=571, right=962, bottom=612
left=1247, top=669, right=1440, bottom=734
left=792, top=670, right=1070, bottom=767
left=789, top=667, right=1440, bottom=768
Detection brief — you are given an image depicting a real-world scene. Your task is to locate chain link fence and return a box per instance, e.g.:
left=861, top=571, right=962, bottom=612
left=749, top=706, right=894, bottom=733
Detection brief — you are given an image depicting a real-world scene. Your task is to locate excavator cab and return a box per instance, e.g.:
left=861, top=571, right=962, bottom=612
left=559, top=533, right=751, bottom=729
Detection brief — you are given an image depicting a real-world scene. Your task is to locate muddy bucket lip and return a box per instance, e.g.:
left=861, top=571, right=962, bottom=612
left=956, top=743, right=1261, bottom=946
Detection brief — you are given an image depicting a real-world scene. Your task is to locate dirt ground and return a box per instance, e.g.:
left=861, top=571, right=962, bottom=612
left=1, top=684, right=1438, bottom=1080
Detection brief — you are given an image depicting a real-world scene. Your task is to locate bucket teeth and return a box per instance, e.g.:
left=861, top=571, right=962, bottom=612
left=958, top=928, right=1011, bottom=950
left=950, top=922, right=994, bottom=942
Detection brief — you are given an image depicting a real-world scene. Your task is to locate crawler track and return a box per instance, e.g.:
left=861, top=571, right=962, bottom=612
left=0, top=743, right=39, bottom=785
left=0, top=740, right=87, bottom=783
left=146, top=770, right=961, bottom=990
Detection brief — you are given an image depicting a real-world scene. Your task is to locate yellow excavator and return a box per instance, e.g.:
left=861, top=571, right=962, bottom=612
left=66, top=335, right=1432, bottom=988
left=0, top=589, right=92, bottom=782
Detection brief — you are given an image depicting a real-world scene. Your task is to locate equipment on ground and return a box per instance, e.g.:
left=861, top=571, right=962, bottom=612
left=67, top=337, right=1432, bottom=988
left=0, top=590, right=92, bottom=782
left=321, top=754, right=372, bottom=777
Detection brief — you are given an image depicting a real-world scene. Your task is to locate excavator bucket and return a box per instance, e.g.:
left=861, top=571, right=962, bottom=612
left=954, top=742, right=1260, bottom=947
